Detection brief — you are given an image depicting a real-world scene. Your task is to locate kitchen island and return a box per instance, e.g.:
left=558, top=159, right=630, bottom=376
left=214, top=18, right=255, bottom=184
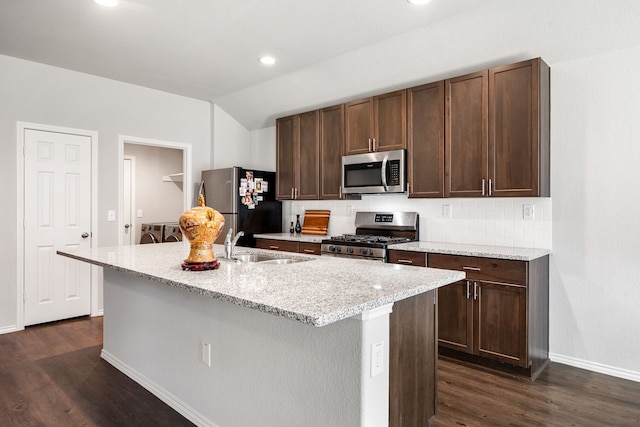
left=58, top=243, right=464, bottom=427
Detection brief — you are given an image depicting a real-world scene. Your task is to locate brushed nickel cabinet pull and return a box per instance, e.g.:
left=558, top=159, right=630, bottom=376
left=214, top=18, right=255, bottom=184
left=466, top=281, right=471, bottom=299
left=291, top=188, right=294, bottom=199
left=463, top=266, right=481, bottom=271
left=488, top=179, right=493, bottom=196
left=303, top=249, right=315, bottom=254
left=372, top=138, right=377, bottom=151
left=269, top=245, right=279, bottom=250
left=397, top=259, right=414, bottom=265
left=339, top=185, right=342, bottom=199
left=368, top=138, right=372, bottom=152
left=473, top=281, right=479, bottom=300
left=482, top=179, right=486, bottom=196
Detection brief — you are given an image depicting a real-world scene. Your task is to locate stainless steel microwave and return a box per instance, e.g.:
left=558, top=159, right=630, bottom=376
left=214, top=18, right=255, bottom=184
left=342, top=149, right=406, bottom=194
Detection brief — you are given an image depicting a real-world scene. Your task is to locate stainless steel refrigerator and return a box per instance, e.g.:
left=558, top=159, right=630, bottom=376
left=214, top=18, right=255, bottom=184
left=201, top=167, right=282, bottom=247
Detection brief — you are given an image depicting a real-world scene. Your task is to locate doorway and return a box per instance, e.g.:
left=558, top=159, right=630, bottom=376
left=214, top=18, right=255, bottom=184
left=17, top=123, right=99, bottom=328
left=118, top=136, right=192, bottom=246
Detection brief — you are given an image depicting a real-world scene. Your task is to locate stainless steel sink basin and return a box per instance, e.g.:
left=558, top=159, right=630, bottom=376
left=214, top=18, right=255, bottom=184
left=231, top=253, right=308, bottom=264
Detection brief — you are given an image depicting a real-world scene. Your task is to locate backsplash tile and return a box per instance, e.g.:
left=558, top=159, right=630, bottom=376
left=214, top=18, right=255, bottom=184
left=285, top=196, right=552, bottom=250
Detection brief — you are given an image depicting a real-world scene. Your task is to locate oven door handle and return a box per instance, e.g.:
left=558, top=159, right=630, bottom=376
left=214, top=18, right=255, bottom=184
left=381, top=155, right=389, bottom=192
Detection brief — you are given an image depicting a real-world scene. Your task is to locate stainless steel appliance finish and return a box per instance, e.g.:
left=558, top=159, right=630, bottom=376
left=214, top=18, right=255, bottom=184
left=140, top=223, right=163, bottom=244
left=342, top=149, right=406, bottom=194
left=201, top=167, right=282, bottom=247
left=321, top=211, right=418, bottom=261
left=162, top=223, right=182, bottom=242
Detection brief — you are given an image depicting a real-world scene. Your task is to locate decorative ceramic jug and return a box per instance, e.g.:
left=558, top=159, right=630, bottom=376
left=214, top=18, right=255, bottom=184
left=179, top=194, right=225, bottom=271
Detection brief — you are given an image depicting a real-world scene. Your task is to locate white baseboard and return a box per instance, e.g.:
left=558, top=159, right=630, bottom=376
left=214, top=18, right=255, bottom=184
left=100, top=349, right=218, bottom=427
left=550, top=352, right=640, bottom=383
left=0, top=324, right=20, bottom=335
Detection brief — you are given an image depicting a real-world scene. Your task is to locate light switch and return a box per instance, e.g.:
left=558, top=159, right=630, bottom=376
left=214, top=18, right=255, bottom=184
left=137, top=209, right=143, bottom=218
left=107, top=210, right=116, bottom=221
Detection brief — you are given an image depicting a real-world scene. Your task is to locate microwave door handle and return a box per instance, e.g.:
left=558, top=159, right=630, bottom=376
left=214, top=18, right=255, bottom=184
left=381, top=155, right=389, bottom=192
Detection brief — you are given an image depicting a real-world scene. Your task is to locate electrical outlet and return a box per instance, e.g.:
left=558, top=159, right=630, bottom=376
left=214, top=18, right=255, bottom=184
left=201, top=342, right=211, bottom=367
left=523, top=204, right=535, bottom=220
left=443, top=204, right=452, bottom=218
left=137, top=209, right=143, bottom=218
left=371, top=341, right=384, bottom=378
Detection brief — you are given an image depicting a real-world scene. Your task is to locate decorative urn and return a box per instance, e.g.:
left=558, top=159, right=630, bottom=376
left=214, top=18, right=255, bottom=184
left=179, top=194, right=225, bottom=271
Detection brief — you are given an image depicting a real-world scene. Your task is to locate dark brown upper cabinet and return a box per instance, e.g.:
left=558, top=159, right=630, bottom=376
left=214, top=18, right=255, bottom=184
left=319, top=104, right=345, bottom=200
left=407, top=81, right=445, bottom=198
left=276, top=111, right=319, bottom=200
left=445, top=70, right=489, bottom=197
left=489, top=58, right=550, bottom=197
left=345, top=90, right=407, bottom=155
left=444, top=58, right=550, bottom=198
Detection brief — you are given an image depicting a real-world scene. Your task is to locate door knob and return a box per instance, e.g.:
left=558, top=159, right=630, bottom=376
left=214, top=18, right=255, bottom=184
left=124, top=224, right=130, bottom=229
left=81, top=232, right=89, bottom=238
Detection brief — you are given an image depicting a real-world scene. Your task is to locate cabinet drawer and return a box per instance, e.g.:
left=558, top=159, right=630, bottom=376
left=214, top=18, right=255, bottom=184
left=255, top=239, right=299, bottom=253
left=388, top=250, right=427, bottom=267
left=428, top=253, right=526, bottom=285
left=299, top=242, right=321, bottom=255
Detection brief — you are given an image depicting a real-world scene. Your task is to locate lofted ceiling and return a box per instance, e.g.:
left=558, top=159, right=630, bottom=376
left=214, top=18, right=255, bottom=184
left=2, top=0, right=640, bottom=130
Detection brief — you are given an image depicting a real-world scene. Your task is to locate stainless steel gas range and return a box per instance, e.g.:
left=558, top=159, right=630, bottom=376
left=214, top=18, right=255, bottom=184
left=321, top=212, right=419, bottom=262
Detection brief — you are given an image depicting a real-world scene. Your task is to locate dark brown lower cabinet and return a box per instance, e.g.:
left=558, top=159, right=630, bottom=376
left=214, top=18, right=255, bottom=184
left=429, top=253, right=549, bottom=380
left=389, top=290, right=437, bottom=427
left=254, top=238, right=321, bottom=255
left=387, top=250, right=436, bottom=426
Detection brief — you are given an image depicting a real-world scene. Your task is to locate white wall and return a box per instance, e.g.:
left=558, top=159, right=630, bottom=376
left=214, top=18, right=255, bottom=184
left=548, top=46, right=640, bottom=379
left=212, top=105, right=277, bottom=173
left=0, top=54, right=211, bottom=332
left=211, top=104, right=250, bottom=169
left=123, top=144, right=184, bottom=244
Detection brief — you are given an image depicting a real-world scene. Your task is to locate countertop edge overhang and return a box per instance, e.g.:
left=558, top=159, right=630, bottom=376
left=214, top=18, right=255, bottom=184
left=58, top=243, right=464, bottom=327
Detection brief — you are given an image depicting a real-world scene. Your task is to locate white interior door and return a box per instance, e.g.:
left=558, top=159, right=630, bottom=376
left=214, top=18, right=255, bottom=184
left=123, top=156, right=135, bottom=245
left=24, top=129, right=92, bottom=326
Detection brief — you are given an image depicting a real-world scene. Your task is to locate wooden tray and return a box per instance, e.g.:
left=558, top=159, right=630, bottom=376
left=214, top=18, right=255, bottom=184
left=301, top=210, right=330, bottom=235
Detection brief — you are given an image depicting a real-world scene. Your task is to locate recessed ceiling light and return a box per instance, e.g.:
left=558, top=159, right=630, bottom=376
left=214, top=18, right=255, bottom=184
left=407, top=0, right=431, bottom=5
left=258, top=56, right=276, bottom=66
left=93, top=0, right=118, bottom=7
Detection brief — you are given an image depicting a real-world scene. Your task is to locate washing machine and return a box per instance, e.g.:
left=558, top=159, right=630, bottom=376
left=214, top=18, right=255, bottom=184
left=162, top=223, right=183, bottom=242
left=140, top=223, right=163, bottom=244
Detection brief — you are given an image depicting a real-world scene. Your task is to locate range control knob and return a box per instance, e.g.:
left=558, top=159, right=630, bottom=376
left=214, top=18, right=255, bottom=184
left=347, top=247, right=353, bottom=254
left=336, top=246, right=342, bottom=253
left=329, top=246, right=336, bottom=252
left=360, top=248, right=368, bottom=255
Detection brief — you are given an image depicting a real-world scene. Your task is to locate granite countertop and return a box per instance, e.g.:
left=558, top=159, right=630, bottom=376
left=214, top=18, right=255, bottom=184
left=254, top=233, right=326, bottom=243
left=58, top=243, right=463, bottom=327
left=388, top=241, right=550, bottom=261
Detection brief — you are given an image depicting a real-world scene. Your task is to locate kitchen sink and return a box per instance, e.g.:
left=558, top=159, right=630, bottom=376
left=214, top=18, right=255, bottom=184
left=230, top=253, right=309, bottom=264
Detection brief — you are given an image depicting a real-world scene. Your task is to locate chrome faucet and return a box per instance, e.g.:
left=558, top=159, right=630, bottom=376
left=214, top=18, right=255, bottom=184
left=224, top=229, right=244, bottom=259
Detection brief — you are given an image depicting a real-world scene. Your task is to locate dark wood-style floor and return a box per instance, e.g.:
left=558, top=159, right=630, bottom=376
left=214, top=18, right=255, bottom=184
left=1, top=317, right=639, bottom=427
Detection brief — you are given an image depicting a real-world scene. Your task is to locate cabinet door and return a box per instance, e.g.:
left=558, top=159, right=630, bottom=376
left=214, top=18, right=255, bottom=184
left=319, top=104, right=344, bottom=199
left=408, top=82, right=444, bottom=198
left=436, top=280, right=473, bottom=354
left=489, top=58, right=547, bottom=197
left=297, top=111, right=319, bottom=200
left=374, top=90, right=406, bottom=152
left=475, top=281, right=527, bottom=366
left=345, top=97, right=373, bottom=155
left=445, top=71, right=488, bottom=197
left=276, top=116, right=296, bottom=200
left=389, top=290, right=437, bottom=427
